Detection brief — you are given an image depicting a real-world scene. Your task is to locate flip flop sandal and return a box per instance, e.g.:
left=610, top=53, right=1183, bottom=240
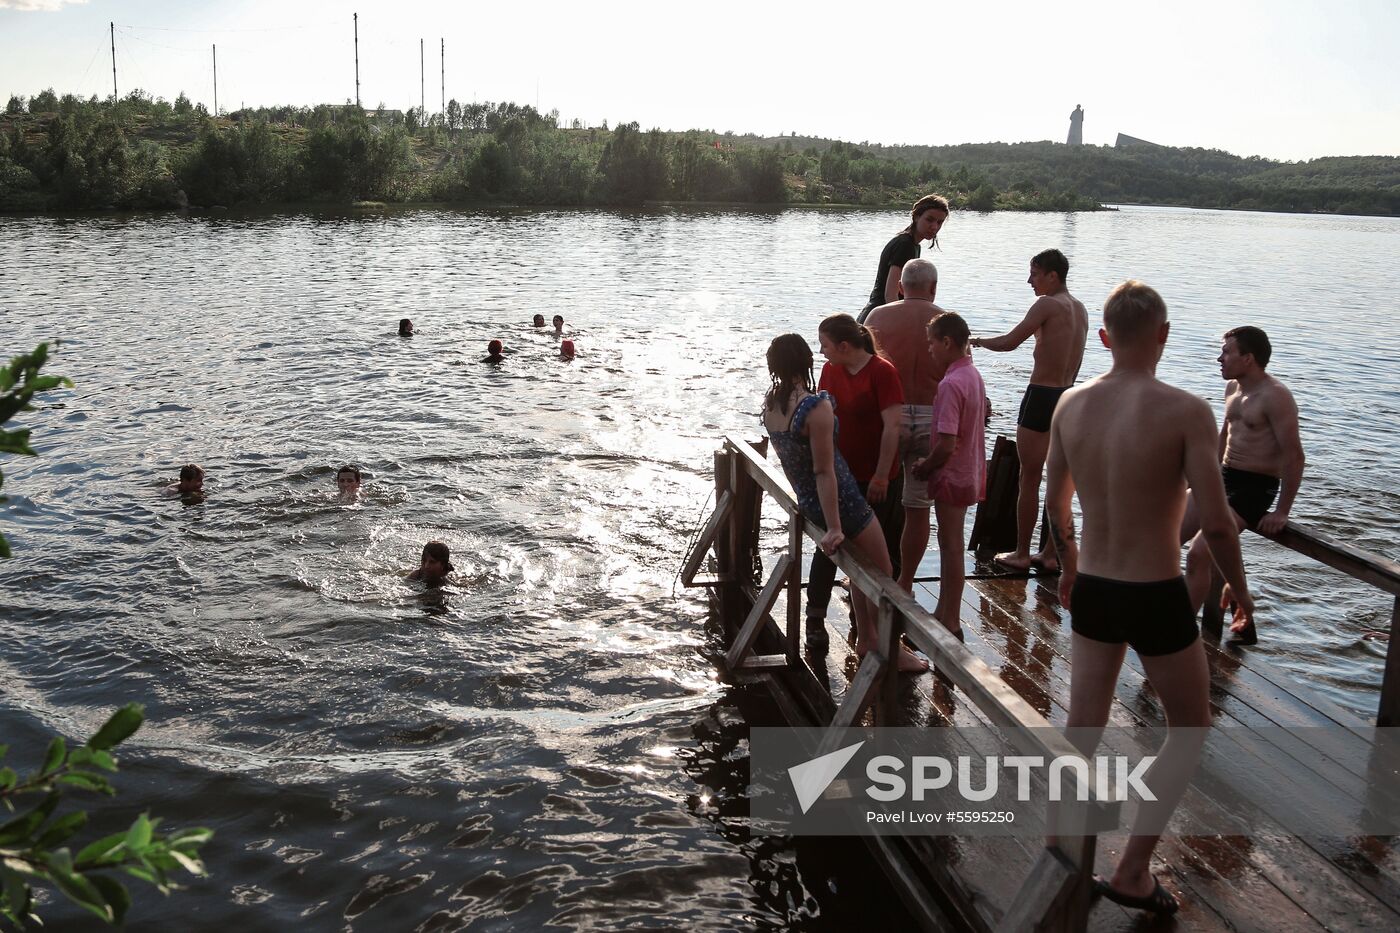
left=1093, top=875, right=1179, bottom=915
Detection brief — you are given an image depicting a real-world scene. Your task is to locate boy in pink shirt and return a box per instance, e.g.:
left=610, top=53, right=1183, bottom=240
left=913, top=311, right=986, bottom=638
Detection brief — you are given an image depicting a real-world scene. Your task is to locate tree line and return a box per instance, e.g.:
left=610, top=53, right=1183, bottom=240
left=755, top=137, right=1400, bottom=216
left=4, top=88, right=1393, bottom=215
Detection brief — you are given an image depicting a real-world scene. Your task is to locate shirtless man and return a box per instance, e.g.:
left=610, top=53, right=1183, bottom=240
left=865, top=258, right=942, bottom=592
left=1180, top=326, right=1303, bottom=641
left=970, top=248, right=1088, bottom=572
left=1045, top=280, right=1253, bottom=916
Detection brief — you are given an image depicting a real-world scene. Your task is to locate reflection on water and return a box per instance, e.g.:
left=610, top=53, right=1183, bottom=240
left=2, top=205, right=1397, bottom=927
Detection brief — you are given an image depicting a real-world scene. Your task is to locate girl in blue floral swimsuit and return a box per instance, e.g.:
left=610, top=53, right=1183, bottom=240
left=762, top=334, right=928, bottom=672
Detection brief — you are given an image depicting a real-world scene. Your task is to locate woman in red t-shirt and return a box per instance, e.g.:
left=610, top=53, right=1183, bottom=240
left=806, top=314, right=925, bottom=671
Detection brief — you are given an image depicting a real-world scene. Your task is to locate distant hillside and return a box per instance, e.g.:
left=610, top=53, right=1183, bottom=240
left=3, top=89, right=1396, bottom=215
left=743, top=135, right=1400, bottom=216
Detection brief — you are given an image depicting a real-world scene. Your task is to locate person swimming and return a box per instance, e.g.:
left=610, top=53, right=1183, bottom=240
left=560, top=339, right=576, bottom=360
left=166, top=463, right=205, bottom=499
left=532, top=314, right=546, bottom=328
left=486, top=339, right=506, bottom=362
left=553, top=315, right=565, bottom=335
left=407, top=540, right=454, bottom=586
left=335, top=464, right=362, bottom=501
left=398, top=318, right=415, bottom=336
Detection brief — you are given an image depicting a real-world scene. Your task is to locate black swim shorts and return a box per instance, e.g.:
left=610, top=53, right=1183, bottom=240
left=1070, top=573, right=1198, bottom=657
left=1016, top=384, right=1069, bottom=433
left=1221, top=465, right=1280, bottom=526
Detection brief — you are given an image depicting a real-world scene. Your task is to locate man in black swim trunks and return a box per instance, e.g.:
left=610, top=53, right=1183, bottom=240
left=969, top=249, right=1088, bottom=573
left=1180, top=326, right=1304, bottom=634
left=1045, top=280, right=1253, bottom=916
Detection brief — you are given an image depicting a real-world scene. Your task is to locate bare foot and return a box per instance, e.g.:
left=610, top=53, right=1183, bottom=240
left=1228, top=618, right=1258, bottom=646
left=994, top=551, right=1033, bottom=571
left=898, top=646, right=930, bottom=673
left=855, top=645, right=929, bottom=673
left=1030, top=552, right=1060, bottom=574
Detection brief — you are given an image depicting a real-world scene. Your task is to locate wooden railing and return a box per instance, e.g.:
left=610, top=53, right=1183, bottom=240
left=1202, top=521, right=1400, bottom=726
left=684, top=436, right=1118, bottom=933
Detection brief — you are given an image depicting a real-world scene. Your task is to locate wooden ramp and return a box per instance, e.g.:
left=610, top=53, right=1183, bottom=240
left=689, top=436, right=1400, bottom=932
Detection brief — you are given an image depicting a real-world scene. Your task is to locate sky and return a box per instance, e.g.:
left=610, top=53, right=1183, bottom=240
left=2, top=0, right=1398, bottom=162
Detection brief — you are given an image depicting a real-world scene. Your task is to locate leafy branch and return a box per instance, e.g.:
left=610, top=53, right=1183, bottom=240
left=2, top=345, right=212, bottom=928
left=0, top=341, right=73, bottom=558
left=0, top=704, right=212, bottom=928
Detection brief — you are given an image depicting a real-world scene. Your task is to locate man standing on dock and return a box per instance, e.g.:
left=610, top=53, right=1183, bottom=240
left=865, top=258, right=942, bottom=593
left=1179, top=326, right=1304, bottom=643
left=969, top=249, right=1088, bottom=574
left=1044, top=280, right=1253, bottom=915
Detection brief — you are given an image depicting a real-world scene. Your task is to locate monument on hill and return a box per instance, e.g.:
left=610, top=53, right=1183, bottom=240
left=1067, top=105, right=1084, bottom=146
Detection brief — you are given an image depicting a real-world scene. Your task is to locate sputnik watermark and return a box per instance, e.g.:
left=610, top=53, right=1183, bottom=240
left=788, top=741, right=1154, bottom=815
left=865, top=753, right=1155, bottom=804
left=752, top=726, right=1400, bottom=837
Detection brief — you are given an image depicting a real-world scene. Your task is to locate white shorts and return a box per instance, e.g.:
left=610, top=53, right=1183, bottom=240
left=899, top=404, right=934, bottom=509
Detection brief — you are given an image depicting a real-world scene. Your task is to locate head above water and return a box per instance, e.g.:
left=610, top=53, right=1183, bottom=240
left=336, top=462, right=361, bottom=493
left=1223, top=326, right=1272, bottom=370
left=902, top=194, right=951, bottom=247
left=1031, top=248, right=1069, bottom=281
left=818, top=313, right=878, bottom=356
left=1102, top=280, right=1169, bottom=349
left=488, top=339, right=504, bottom=355
left=764, top=333, right=815, bottom=414
left=176, top=464, right=204, bottom=491
left=420, top=540, right=454, bottom=577
left=398, top=318, right=414, bottom=336
left=533, top=314, right=546, bottom=327
left=552, top=315, right=564, bottom=328
left=560, top=339, right=576, bottom=359
left=900, top=258, right=938, bottom=297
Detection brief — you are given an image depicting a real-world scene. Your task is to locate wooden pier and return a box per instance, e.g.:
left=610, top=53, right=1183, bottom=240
left=685, top=436, right=1400, bottom=932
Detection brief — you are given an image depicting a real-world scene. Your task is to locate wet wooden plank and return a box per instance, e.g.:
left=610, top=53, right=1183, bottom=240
left=962, top=574, right=1400, bottom=925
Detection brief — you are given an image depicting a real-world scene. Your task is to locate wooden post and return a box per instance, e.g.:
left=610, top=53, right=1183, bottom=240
left=1054, top=835, right=1097, bottom=932
left=729, top=439, right=767, bottom=590
left=787, top=510, right=802, bottom=664
left=714, top=446, right=738, bottom=630
left=876, top=598, right=901, bottom=725
left=1379, top=595, right=1400, bottom=727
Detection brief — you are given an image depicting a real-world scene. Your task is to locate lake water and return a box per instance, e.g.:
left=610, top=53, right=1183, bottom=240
left=2, top=204, right=1397, bottom=929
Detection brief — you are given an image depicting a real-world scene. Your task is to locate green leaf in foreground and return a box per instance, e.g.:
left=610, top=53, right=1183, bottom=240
left=86, top=704, right=144, bottom=752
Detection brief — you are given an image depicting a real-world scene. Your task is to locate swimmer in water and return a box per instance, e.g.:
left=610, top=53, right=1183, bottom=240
left=335, top=464, right=362, bottom=501
left=532, top=314, right=546, bottom=328
left=560, top=339, right=576, bottom=360
left=398, top=318, right=414, bottom=336
left=166, top=463, right=204, bottom=497
left=553, top=314, right=565, bottom=334
left=407, top=540, right=454, bottom=586
left=485, top=339, right=506, bottom=363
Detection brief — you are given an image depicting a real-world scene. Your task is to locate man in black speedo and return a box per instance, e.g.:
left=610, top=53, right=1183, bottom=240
left=969, top=248, right=1088, bottom=574
left=1179, top=326, right=1304, bottom=641
left=1045, top=280, right=1253, bottom=917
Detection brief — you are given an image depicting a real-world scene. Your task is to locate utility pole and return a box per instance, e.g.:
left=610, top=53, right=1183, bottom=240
left=420, top=38, right=424, bottom=123
left=109, top=22, right=118, bottom=100
left=440, top=39, right=444, bottom=122
left=353, top=13, right=360, bottom=108
left=212, top=44, right=218, bottom=117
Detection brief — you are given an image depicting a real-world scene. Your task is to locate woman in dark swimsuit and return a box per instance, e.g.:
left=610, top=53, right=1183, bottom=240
left=762, top=334, right=927, bottom=671
left=857, top=194, right=950, bottom=323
